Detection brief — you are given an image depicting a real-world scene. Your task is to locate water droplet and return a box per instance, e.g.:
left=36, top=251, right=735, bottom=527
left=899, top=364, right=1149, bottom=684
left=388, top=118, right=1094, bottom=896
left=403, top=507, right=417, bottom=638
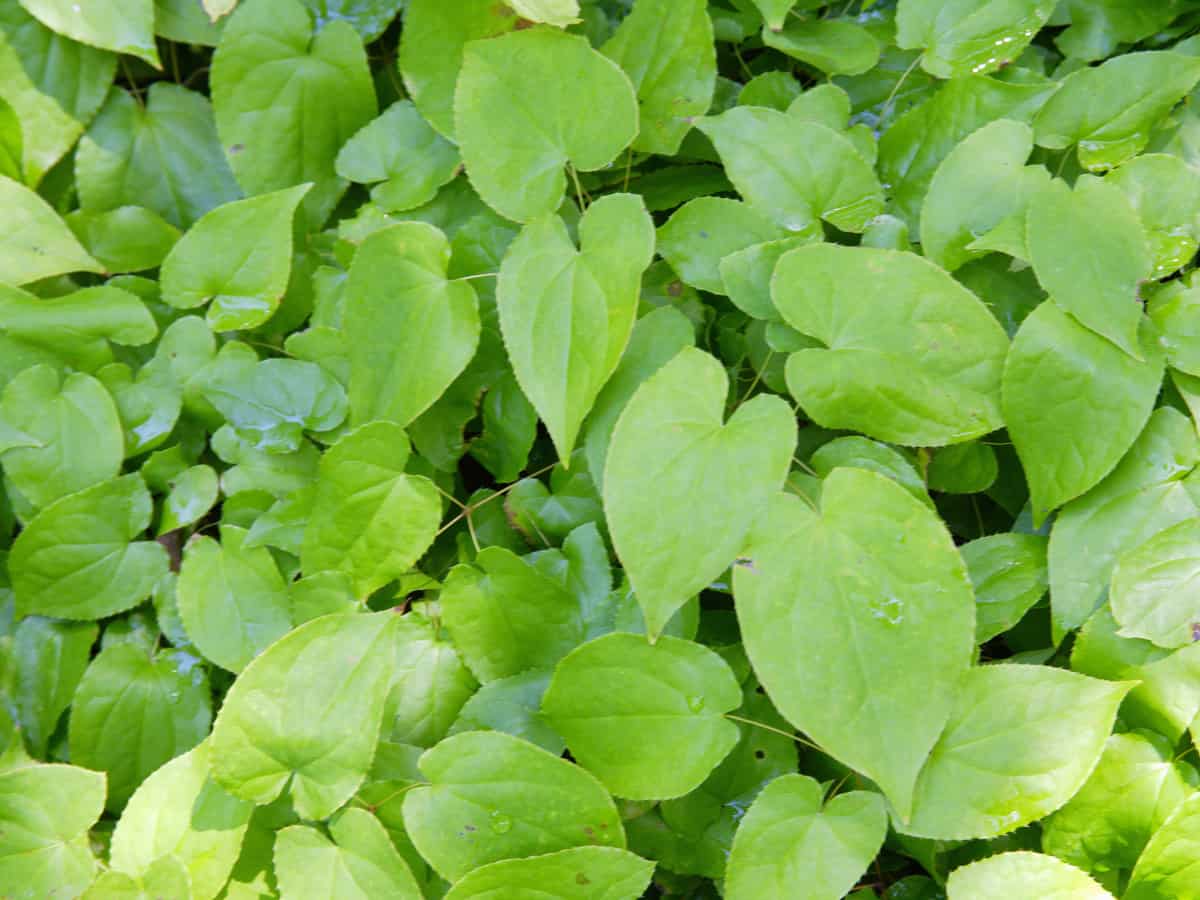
left=868, top=595, right=905, bottom=626
left=489, top=812, right=512, bottom=834
left=687, top=695, right=705, bottom=713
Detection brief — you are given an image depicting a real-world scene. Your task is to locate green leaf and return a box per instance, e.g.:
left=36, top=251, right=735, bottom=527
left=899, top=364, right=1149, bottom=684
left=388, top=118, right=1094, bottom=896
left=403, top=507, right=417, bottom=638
left=442, top=546, right=584, bottom=683
left=1027, top=176, right=1151, bottom=358
left=159, top=464, right=220, bottom=534
left=506, top=0, right=579, bottom=26
left=542, top=633, right=741, bottom=800
left=300, top=0, right=402, bottom=41
left=1043, top=731, right=1196, bottom=875
left=1048, top=408, right=1200, bottom=639
left=10, top=616, right=96, bottom=757
left=604, top=347, right=795, bottom=639
left=601, top=0, right=715, bottom=155
left=77, top=84, right=241, bottom=229
left=18, top=0, right=158, bottom=65
left=903, top=665, right=1132, bottom=839
left=656, top=197, right=783, bottom=294
left=719, top=238, right=809, bottom=321
left=724, top=774, right=887, bottom=900
left=1125, top=792, right=1200, bottom=900
left=774, top=244, right=1009, bottom=446
left=211, top=0, right=376, bottom=227
left=0, top=365, right=123, bottom=510
left=402, top=730, right=625, bottom=882
left=1033, top=51, right=1200, bottom=171
left=0, top=763, right=105, bottom=896
left=896, top=0, right=1056, bottom=78
left=734, top=469, right=975, bottom=823
left=301, top=421, right=441, bottom=598
left=390, top=609, right=479, bottom=747
left=696, top=107, right=883, bottom=237
left=397, top=0, right=517, bottom=140
left=209, top=611, right=397, bottom=819
left=1108, top=154, right=1200, bottom=278
left=11, top=475, right=169, bottom=620
left=919, top=118, right=1036, bottom=272
left=335, top=101, right=460, bottom=213
left=178, top=525, right=292, bottom=672
left=202, top=357, right=348, bottom=453
left=1002, top=303, right=1164, bottom=522
left=809, top=435, right=931, bottom=508
left=81, top=856, right=192, bottom=900
left=345, top=222, right=480, bottom=428
left=961, top=533, right=1048, bottom=644
left=69, top=644, right=211, bottom=810
left=274, top=807, right=422, bottom=900
left=1148, top=278, right=1200, bottom=377
left=160, top=185, right=309, bottom=332
left=0, top=173, right=101, bottom=284
left=1054, top=0, right=1183, bottom=61
left=449, top=669, right=560, bottom=754
left=444, top=847, right=655, bottom=900
left=454, top=27, right=638, bottom=222
left=946, top=851, right=1115, bottom=899
left=1111, top=519, right=1200, bottom=649
left=926, top=441, right=998, bottom=494
left=761, top=19, right=881, bottom=77
left=498, top=193, right=653, bottom=461
left=65, top=206, right=181, bottom=275
left=109, top=741, right=253, bottom=900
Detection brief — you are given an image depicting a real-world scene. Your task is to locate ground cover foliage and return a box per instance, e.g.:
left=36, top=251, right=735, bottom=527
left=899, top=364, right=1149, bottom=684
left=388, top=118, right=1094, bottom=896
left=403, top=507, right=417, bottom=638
left=7, top=0, right=1200, bottom=897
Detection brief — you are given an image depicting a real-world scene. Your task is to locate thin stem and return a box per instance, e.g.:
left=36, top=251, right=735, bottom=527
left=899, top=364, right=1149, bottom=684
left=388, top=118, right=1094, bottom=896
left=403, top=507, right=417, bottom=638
left=725, top=714, right=822, bottom=752
left=567, top=162, right=589, bottom=210
left=792, top=455, right=819, bottom=478
left=354, top=781, right=426, bottom=812
left=465, top=509, right=481, bottom=553
left=737, top=351, right=774, bottom=407
left=431, top=482, right=467, bottom=510
left=786, top=478, right=820, bottom=512
left=880, top=53, right=921, bottom=122
left=169, top=42, right=181, bottom=84
left=455, top=272, right=498, bottom=282
left=622, top=146, right=634, bottom=192
left=120, top=58, right=145, bottom=107
left=434, top=510, right=467, bottom=538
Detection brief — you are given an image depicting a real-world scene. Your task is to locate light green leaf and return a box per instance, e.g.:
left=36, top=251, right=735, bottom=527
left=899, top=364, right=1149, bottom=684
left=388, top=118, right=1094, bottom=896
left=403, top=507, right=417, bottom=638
left=1054, top=0, right=1183, bottom=62
left=390, top=609, right=479, bottom=747
left=178, top=525, right=291, bottom=672
left=1148, top=279, right=1200, bottom=377
left=301, top=422, right=441, bottom=598
left=11, top=475, right=169, bottom=620
left=542, top=633, right=741, bottom=800
left=442, top=546, right=583, bottom=683
left=335, top=101, right=460, bottom=212
left=697, top=108, right=883, bottom=237
left=445, top=847, right=655, bottom=900
left=605, top=347, right=795, bottom=639
left=919, top=118, right=1036, bottom=272
left=656, top=197, right=783, bottom=294
left=160, top=185, right=310, bottom=331
left=65, top=206, right=181, bottom=275
left=10, top=616, right=96, bottom=757
left=947, top=852, right=1115, bottom=899
left=506, top=0, right=578, bottom=26
left=734, top=470, right=975, bottom=823
left=1027, top=176, right=1151, bottom=358
left=725, top=774, right=887, bottom=900
left=1048, top=408, right=1199, bottom=639
left=96, top=362, right=181, bottom=458
left=449, top=669, right=559, bottom=754
left=209, top=611, right=397, bottom=819
left=0, top=763, right=105, bottom=896
left=455, top=27, right=638, bottom=222
left=159, top=465, right=220, bottom=534
left=1109, top=154, right=1200, bottom=278
left=402, top=730, right=625, bottom=882
left=961, top=533, right=1047, bottom=643
left=903, top=665, right=1132, bottom=839
left=0, top=173, right=101, bottom=284
left=202, top=357, right=347, bottom=453
left=155, top=0, right=224, bottom=45
left=761, top=19, right=880, bottom=76
left=774, top=244, right=1009, bottom=446
left=926, top=441, right=998, bottom=494
left=69, top=644, right=211, bottom=810
left=1002, top=303, right=1164, bottom=522
left=81, top=856, right=192, bottom=900
left=211, top=0, right=376, bottom=227
left=499, top=193, right=653, bottom=461
left=345, top=222, right=480, bottom=428
left=809, top=435, right=931, bottom=508
left=397, top=0, right=517, bottom=140
left=275, top=807, right=421, bottom=900
left=17, top=0, right=158, bottom=65
left=719, top=238, right=809, bottom=321
left=77, top=84, right=241, bottom=229
left=1125, top=792, right=1200, bottom=900
left=1111, top=519, right=1200, bottom=649
left=602, top=0, right=715, bottom=155
left=1033, top=51, right=1200, bottom=170
left=1043, top=731, right=1196, bottom=876
left=0, top=365, right=123, bottom=510
left=896, top=0, right=1055, bottom=78
left=110, top=742, right=253, bottom=900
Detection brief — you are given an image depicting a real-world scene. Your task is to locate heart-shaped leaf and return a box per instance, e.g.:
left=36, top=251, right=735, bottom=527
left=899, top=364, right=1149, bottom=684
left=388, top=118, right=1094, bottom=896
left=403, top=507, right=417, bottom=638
left=896, top=0, right=1056, bottom=78
left=0, top=174, right=101, bottom=284
left=947, top=852, right=1115, bottom=900
left=443, top=847, right=654, bottom=900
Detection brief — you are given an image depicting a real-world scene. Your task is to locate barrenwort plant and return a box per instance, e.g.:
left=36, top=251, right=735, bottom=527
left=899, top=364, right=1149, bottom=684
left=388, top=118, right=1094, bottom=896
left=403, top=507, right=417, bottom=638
left=3, top=0, right=1200, bottom=897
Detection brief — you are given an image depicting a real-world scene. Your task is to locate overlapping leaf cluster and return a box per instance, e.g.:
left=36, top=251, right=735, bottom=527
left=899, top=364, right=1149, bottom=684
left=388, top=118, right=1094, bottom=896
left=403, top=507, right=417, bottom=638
left=6, top=0, right=1200, bottom=897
